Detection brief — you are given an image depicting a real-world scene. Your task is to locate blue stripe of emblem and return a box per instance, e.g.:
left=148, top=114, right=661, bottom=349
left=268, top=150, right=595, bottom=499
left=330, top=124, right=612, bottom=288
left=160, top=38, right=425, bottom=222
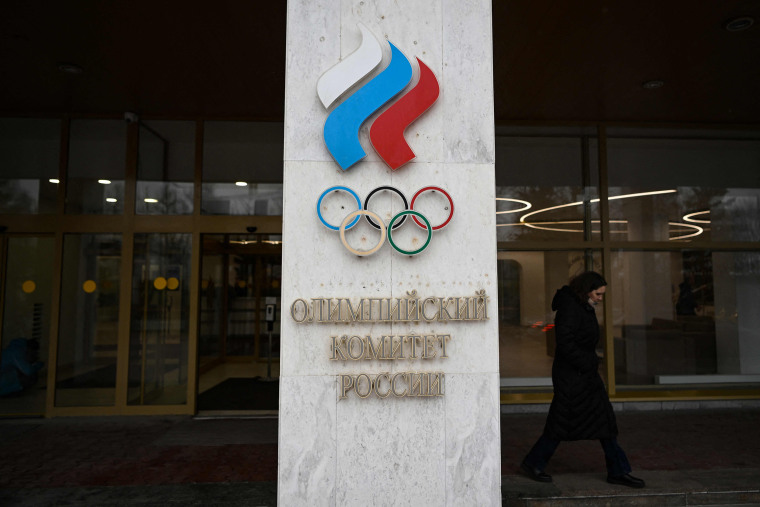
left=323, top=42, right=413, bottom=171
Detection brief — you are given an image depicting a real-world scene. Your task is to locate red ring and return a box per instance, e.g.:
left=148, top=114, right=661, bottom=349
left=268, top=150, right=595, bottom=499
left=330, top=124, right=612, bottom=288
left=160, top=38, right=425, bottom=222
left=409, top=186, right=454, bottom=230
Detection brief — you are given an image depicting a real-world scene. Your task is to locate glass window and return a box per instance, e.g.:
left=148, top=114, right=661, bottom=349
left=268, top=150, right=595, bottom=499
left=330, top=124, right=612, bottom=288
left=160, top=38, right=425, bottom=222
left=66, top=120, right=126, bottom=214
left=136, top=121, right=195, bottom=215
left=498, top=250, right=603, bottom=389
left=0, top=237, right=54, bottom=415
left=495, top=127, right=599, bottom=241
left=607, top=129, right=760, bottom=242
left=128, top=234, right=191, bottom=405
left=611, top=250, right=760, bottom=389
left=201, top=121, right=283, bottom=216
left=0, top=118, right=60, bottom=214
left=56, top=234, right=121, bottom=407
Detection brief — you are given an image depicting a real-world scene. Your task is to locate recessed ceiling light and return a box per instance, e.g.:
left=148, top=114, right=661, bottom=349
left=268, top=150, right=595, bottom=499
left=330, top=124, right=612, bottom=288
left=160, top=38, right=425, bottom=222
left=144, top=198, right=158, bottom=203
left=642, top=80, right=664, bottom=90
left=98, top=179, right=111, bottom=184
left=49, top=178, right=60, bottom=184
left=724, top=16, right=754, bottom=32
left=106, top=198, right=117, bottom=203
left=57, top=63, right=83, bottom=75
left=235, top=181, right=248, bottom=187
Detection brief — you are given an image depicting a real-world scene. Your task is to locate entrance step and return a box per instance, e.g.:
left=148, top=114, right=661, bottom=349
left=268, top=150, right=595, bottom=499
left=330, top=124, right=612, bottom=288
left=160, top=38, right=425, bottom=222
left=502, top=469, right=760, bottom=506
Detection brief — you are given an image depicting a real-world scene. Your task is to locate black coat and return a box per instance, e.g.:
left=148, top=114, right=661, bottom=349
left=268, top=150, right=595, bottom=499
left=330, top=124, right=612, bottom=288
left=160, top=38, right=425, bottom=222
left=543, top=286, right=618, bottom=441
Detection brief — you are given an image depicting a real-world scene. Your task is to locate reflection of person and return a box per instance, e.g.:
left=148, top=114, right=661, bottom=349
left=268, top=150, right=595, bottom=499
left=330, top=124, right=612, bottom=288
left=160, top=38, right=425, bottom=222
left=521, top=271, right=645, bottom=488
left=0, top=338, right=44, bottom=397
left=676, top=278, right=698, bottom=316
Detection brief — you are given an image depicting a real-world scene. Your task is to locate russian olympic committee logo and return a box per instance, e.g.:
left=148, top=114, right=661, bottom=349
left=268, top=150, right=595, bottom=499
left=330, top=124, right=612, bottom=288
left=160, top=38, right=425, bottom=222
left=317, top=23, right=440, bottom=171
left=317, top=186, right=453, bottom=256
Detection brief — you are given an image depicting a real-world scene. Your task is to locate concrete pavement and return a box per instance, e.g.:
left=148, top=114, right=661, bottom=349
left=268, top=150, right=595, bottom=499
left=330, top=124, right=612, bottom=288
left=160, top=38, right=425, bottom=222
left=0, top=408, right=758, bottom=506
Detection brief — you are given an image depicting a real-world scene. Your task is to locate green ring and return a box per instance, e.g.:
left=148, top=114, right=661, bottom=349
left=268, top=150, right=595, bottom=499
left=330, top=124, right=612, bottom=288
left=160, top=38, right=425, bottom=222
left=387, top=210, right=432, bottom=255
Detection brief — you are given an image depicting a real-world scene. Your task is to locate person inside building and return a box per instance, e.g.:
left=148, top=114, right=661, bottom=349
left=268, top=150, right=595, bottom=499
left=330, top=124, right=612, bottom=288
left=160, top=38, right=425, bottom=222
left=520, top=271, right=645, bottom=488
left=0, top=338, right=43, bottom=397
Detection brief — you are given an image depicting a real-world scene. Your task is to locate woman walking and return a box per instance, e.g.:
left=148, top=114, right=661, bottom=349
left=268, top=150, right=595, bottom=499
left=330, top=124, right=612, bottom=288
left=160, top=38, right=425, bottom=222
left=521, top=271, right=645, bottom=488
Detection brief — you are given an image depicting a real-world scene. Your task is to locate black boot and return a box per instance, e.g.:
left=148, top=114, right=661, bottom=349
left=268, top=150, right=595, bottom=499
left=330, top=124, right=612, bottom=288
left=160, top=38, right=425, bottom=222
left=521, top=461, right=552, bottom=483
left=607, top=473, right=645, bottom=488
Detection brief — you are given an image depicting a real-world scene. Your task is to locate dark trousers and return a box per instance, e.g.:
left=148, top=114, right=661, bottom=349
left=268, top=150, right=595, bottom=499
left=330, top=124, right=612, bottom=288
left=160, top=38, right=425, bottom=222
left=523, top=434, right=632, bottom=477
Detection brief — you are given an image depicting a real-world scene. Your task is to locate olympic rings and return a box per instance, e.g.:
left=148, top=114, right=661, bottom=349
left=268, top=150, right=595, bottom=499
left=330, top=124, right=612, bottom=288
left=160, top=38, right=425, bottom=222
left=388, top=210, right=432, bottom=255
left=410, top=186, right=454, bottom=230
left=317, top=186, right=362, bottom=231
left=364, top=186, right=408, bottom=230
left=339, top=209, right=386, bottom=256
left=317, top=185, right=453, bottom=256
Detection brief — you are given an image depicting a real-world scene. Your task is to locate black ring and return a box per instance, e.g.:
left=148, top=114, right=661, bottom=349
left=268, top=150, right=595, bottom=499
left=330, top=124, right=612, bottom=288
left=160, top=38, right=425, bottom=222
left=363, top=186, right=409, bottom=230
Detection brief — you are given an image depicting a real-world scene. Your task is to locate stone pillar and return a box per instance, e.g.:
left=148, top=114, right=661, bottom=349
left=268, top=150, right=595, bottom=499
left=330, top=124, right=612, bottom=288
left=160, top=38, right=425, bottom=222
left=280, top=1, right=500, bottom=505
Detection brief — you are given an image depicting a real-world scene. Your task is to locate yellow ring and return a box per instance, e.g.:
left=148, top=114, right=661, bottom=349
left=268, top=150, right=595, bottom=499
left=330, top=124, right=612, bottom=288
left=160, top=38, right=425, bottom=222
left=339, top=210, right=386, bottom=256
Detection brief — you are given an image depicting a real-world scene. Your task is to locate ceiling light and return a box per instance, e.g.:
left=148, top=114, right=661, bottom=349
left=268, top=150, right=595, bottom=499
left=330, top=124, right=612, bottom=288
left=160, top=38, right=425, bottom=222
left=518, top=189, right=677, bottom=224
left=495, top=197, right=532, bottom=214
left=642, top=80, right=664, bottom=90
left=724, top=16, right=754, bottom=32
left=683, top=210, right=710, bottom=224
left=144, top=198, right=158, bottom=203
left=98, top=179, right=111, bottom=184
left=669, top=222, right=704, bottom=240
left=235, top=181, right=248, bottom=187
left=106, top=198, right=117, bottom=203
left=49, top=178, right=60, bottom=184
left=57, top=63, right=83, bottom=75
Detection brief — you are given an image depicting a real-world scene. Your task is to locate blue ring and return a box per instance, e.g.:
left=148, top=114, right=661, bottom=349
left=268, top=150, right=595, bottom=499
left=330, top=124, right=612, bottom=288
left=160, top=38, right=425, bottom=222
left=317, top=186, right=362, bottom=231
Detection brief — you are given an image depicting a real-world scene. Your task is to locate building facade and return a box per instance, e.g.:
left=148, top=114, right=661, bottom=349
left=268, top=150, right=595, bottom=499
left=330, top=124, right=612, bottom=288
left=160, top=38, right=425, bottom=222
left=1, top=1, right=759, bottom=418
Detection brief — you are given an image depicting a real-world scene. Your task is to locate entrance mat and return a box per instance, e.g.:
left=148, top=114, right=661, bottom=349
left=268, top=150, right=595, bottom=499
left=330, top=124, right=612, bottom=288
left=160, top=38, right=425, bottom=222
left=197, top=377, right=279, bottom=411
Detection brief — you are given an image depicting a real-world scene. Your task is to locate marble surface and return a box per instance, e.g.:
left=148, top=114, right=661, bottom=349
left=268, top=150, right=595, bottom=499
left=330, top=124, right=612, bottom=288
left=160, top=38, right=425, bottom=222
left=281, top=160, right=498, bottom=377
left=277, top=376, right=337, bottom=507
left=281, top=1, right=500, bottom=505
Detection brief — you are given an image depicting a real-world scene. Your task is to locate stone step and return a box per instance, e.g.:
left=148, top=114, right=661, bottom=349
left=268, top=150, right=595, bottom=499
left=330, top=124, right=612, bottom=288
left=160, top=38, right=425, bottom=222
left=502, top=470, right=760, bottom=507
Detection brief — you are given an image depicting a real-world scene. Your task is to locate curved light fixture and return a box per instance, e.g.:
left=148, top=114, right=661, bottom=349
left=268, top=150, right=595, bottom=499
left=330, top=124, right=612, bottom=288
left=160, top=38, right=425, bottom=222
left=683, top=210, right=710, bottom=224
left=518, top=189, right=677, bottom=224
left=669, top=222, right=704, bottom=240
left=507, top=219, right=628, bottom=233
left=724, top=16, right=755, bottom=32
left=495, top=197, right=532, bottom=214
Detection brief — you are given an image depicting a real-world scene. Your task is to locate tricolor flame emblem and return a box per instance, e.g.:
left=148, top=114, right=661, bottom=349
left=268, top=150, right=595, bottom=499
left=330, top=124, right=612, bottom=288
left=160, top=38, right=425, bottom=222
left=317, top=23, right=440, bottom=171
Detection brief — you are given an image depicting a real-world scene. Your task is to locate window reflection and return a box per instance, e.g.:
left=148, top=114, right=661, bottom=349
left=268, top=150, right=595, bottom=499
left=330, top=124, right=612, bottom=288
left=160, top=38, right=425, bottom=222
left=201, top=121, right=283, bottom=216
left=495, top=135, right=599, bottom=241
left=611, top=250, right=760, bottom=388
left=498, top=250, right=602, bottom=388
left=66, top=120, right=126, bottom=214
left=0, top=118, right=60, bottom=214
left=56, top=234, right=121, bottom=407
left=128, top=234, right=191, bottom=405
left=607, top=133, right=760, bottom=242
left=0, top=237, right=54, bottom=415
left=136, top=121, right=195, bottom=215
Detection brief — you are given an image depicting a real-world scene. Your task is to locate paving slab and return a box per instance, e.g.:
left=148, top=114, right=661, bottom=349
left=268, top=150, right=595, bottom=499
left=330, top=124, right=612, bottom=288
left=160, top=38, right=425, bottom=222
left=0, top=409, right=759, bottom=505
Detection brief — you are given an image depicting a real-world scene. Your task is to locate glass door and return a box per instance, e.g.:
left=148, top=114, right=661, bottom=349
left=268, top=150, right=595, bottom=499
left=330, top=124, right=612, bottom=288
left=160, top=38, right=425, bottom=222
left=197, top=234, right=281, bottom=412
left=0, top=236, right=54, bottom=416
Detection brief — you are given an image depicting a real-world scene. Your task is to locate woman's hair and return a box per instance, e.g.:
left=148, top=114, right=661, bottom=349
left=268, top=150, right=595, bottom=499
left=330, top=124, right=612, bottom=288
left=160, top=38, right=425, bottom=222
left=569, top=271, right=607, bottom=300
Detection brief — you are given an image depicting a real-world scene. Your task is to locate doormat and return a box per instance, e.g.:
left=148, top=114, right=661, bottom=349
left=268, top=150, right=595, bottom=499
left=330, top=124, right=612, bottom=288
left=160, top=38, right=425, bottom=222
left=197, top=377, right=279, bottom=411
